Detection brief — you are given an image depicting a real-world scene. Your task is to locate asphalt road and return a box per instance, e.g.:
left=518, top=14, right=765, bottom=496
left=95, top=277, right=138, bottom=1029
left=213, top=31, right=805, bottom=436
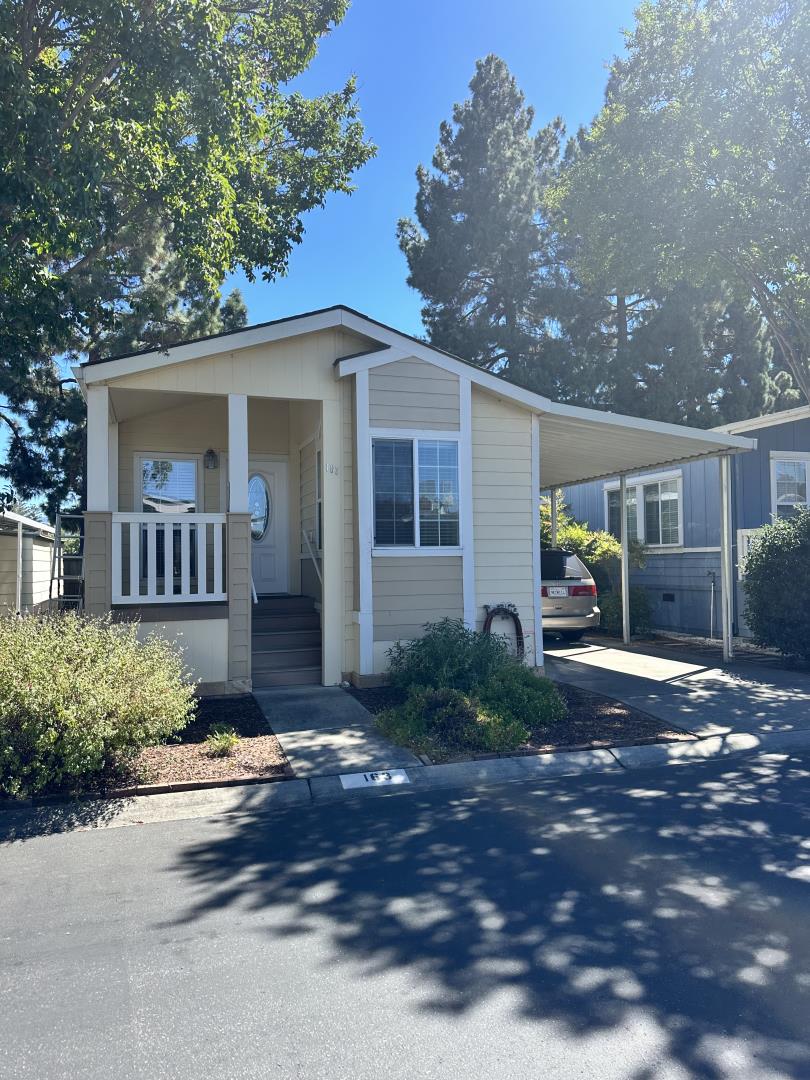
left=2, top=750, right=810, bottom=1080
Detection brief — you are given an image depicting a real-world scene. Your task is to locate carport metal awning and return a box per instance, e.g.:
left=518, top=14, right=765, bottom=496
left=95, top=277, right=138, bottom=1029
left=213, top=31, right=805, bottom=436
left=535, top=401, right=755, bottom=490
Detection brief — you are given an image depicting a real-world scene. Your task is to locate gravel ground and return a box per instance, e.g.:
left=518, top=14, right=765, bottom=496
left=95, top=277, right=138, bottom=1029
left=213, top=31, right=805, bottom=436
left=349, top=681, right=691, bottom=757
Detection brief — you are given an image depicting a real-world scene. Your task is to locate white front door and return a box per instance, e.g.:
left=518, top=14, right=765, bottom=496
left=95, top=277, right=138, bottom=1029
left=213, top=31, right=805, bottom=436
left=248, top=458, right=289, bottom=595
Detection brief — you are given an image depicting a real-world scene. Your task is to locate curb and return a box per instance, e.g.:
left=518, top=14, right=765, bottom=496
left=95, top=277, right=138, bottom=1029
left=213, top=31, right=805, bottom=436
left=3, top=727, right=810, bottom=836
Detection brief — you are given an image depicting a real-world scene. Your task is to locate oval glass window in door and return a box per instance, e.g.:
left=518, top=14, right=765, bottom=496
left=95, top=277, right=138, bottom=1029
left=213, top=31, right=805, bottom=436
left=248, top=475, right=271, bottom=541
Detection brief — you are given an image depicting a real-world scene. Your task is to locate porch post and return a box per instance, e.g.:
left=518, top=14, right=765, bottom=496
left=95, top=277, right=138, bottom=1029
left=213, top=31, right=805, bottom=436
left=619, top=474, right=631, bottom=645
left=531, top=415, right=544, bottom=670
left=719, top=453, right=735, bottom=663
left=227, top=394, right=249, bottom=513
left=321, top=398, right=343, bottom=684
left=550, top=487, right=558, bottom=547
left=86, top=385, right=110, bottom=511
left=355, top=370, right=374, bottom=675
left=15, top=521, right=22, bottom=613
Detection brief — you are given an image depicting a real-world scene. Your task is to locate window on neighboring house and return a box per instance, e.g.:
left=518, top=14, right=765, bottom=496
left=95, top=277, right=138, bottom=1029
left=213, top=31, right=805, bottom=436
left=772, top=456, right=810, bottom=519
left=644, top=478, right=680, bottom=545
left=372, top=437, right=460, bottom=549
left=607, top=488, right=639, bottom=542
left=605, top=474, right=680, bottom=547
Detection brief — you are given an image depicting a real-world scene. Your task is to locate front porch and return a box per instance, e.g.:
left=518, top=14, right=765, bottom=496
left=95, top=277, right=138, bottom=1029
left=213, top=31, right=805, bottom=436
left=83, top=383, right=347, bottom=692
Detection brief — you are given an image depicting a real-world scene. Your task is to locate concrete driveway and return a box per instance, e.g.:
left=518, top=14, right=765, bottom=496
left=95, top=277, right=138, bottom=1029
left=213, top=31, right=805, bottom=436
left=544, top=638, right=810, bottom=739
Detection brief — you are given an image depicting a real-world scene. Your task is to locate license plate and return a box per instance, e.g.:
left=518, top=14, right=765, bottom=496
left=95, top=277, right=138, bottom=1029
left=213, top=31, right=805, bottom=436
left=548, top=586, right=568, bottom=598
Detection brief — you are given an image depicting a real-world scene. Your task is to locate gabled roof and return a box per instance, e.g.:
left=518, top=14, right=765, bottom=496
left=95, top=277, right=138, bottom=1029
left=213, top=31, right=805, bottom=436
left=713, top=404, right=810, bottom=435
left=77, top=303, right=756, bottom=489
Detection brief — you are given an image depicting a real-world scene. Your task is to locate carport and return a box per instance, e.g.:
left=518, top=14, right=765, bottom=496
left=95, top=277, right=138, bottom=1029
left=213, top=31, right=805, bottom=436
left=534, top=401, right=756, bottom=663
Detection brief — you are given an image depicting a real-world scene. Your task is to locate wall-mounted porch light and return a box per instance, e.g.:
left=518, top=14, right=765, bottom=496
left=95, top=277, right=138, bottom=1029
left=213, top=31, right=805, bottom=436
left=204, top=448, right=219, bottom=471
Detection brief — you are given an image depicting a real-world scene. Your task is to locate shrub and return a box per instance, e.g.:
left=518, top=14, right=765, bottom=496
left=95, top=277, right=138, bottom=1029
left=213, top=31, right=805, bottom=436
left=376, top=686, right=529, bottom=760
left=743, top=510, right=810, bottom=661
left=598, top=587, right=652, bottom=637
left=379, top=620, right=566, bottom=759
left=0, top=613, right=196, bottom=797
left=204, top=724, right=240, bottom=757
left=478, top=663, right=567, bottom=732
left=387, top=618, right=512, bottom=694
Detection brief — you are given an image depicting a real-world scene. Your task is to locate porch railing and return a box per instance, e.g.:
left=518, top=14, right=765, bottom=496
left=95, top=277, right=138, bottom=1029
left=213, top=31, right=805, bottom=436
left=736, top=527, right=764, bottom=579
left=112, top=513, right=227, bottom=604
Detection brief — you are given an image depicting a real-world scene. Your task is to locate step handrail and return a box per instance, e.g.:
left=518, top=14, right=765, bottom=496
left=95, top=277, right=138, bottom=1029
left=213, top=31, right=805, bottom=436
left=301, top=527, right=323, bottom=588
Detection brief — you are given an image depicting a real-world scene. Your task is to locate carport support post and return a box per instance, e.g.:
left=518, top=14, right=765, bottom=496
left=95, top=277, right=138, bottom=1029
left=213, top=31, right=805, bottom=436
left=719, top=454, right=735, bottom=663
left=549, top=487, right=558, bottom=547
left=619, top=474, right=630, bottom=645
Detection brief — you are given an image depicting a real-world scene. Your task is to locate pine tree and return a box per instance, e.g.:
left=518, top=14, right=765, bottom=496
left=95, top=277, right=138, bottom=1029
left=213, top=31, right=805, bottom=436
left=397, top=56, right=564, bottom=384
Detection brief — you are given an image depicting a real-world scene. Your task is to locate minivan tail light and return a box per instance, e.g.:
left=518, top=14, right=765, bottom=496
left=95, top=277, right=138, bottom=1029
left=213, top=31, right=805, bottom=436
left=540, top=586, right=548, bottom=597
left=570, top=583, right=597, bottom=597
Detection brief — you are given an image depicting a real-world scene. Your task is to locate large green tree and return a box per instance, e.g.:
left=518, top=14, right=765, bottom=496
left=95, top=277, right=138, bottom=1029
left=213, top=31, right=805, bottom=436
left=552, top=0, right=810, bottom=401
left=397, top=55, right=566, bottom=387
left=0, top=0, right=374, bottom=511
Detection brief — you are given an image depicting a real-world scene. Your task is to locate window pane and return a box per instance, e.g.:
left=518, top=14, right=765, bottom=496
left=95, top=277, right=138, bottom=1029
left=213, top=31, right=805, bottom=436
left=607, top=490, right=620, bottom=538
left=142, top=459, right=196, bottom=513
left=626, top=489, right=639, bottom=542
left=659, top=479, right=680, bottom=545
left=373, top=439, right=414, bottom=546
left=644, top=483, right=661, bottom=544
left=775, top=460, right=808, bottom=518
left=418, top=440, right=459, bottom=547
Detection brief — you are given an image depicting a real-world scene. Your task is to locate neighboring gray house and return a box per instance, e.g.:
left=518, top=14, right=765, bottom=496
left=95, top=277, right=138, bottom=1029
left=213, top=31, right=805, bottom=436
left=564, top=405, right=810, bottom=639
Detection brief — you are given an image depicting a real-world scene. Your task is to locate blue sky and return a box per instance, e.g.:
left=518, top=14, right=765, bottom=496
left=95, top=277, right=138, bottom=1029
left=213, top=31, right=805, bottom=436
left=229, top=0, right=639, bottom=336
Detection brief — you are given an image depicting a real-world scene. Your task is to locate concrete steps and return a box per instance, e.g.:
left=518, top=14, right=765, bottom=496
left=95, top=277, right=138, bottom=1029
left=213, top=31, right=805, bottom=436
left=252, top=594, right=321, bottom=688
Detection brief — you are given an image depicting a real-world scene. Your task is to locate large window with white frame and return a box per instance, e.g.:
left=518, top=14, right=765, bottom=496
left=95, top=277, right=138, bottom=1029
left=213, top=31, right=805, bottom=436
left=604, top=471, right=683, bottom=547
left=372, top=436, right=460, bottom=550
left=771, top=452, right=810, bottom=519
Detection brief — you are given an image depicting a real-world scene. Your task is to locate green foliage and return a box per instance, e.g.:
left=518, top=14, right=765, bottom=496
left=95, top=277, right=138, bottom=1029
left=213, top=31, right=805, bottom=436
left=0, top=0, right=374, bottom=510
left=204, top=724, right=240, bottom=758
left=540, top=491, right=645, bottom=593
left=553, top=0, right=810, bottom=404
left=376, top=686, right=529, bottom=761
left=380, top=619, right=566, bottom=760
left=397, top=55, right=572, bottom=393
left=477, top=663, right=567, bottom=730
left=743, top=510, right=810, bottom=661
left=0, top=613, right=196, bottom=797
left=387, top=618, right=513, bottom=694
left=598, top=589, right=652, bottom=638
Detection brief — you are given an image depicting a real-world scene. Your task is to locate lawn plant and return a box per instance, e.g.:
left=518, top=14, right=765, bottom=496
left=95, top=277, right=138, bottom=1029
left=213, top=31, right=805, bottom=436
left=379, top=619, right=566, bottom=760
left=0, top=613, right=196, bottom=797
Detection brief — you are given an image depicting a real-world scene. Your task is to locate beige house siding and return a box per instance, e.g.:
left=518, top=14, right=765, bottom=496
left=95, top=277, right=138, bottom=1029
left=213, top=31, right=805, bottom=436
left=25, top=537, right=53, bottom=608
left=372, top=556, right=463, bottom=642
left=370, top=357, right=460, bottom=430
left=472, top=388, right=535, bottom=654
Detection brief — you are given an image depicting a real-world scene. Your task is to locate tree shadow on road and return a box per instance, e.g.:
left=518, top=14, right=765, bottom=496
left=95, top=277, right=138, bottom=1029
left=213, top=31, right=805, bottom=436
left=0, top=796, right=127, bottom=842
left=166, top=753, right=810, bottom=1079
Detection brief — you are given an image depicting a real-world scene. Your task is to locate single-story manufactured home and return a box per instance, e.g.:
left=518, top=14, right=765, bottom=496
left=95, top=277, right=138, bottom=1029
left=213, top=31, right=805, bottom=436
left=0, top=510, right=55, bottom=614
left=74, top=306, right=754, bottom=692
left=564, top=404, right=810, bottom=639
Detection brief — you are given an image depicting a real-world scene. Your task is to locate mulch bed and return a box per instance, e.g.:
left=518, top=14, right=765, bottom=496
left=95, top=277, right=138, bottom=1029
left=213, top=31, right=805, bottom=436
left=348, top=681, right=691, bottom=758
left=130, top=695, right=292, bottom=787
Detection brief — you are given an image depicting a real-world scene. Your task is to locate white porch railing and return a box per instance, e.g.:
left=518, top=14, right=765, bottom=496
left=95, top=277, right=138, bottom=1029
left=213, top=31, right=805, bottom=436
left=736, top=527, right=764, bottom=579
left=112, top=513, right=227, bottom=604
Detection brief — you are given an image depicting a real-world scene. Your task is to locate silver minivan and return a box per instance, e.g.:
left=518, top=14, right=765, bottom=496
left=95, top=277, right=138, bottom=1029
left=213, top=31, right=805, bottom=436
left=541, top=548, right=600, bottom=641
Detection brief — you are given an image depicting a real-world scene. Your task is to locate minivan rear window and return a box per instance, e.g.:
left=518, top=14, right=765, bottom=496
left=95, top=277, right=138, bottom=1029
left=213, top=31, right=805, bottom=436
left=542, top=551, right=587, bottom=580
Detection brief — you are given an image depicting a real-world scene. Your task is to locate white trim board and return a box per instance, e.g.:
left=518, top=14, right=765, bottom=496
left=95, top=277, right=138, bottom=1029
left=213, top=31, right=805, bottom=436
left=715, top=405, right=810, bottom=435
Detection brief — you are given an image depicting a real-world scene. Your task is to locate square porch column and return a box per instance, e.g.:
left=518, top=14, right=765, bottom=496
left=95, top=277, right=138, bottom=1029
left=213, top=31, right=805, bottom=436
left=84, top=384, right=114, bottom=614
left=321, top=398, right=343, bottom=685
left=226, top=393, right=251, bottom=691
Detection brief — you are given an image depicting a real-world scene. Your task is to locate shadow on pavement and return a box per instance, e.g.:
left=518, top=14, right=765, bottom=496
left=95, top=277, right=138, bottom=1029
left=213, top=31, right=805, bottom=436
left=0, top=796, right=128, bottom=842
left=165, top=751, right=810, bottom=1079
